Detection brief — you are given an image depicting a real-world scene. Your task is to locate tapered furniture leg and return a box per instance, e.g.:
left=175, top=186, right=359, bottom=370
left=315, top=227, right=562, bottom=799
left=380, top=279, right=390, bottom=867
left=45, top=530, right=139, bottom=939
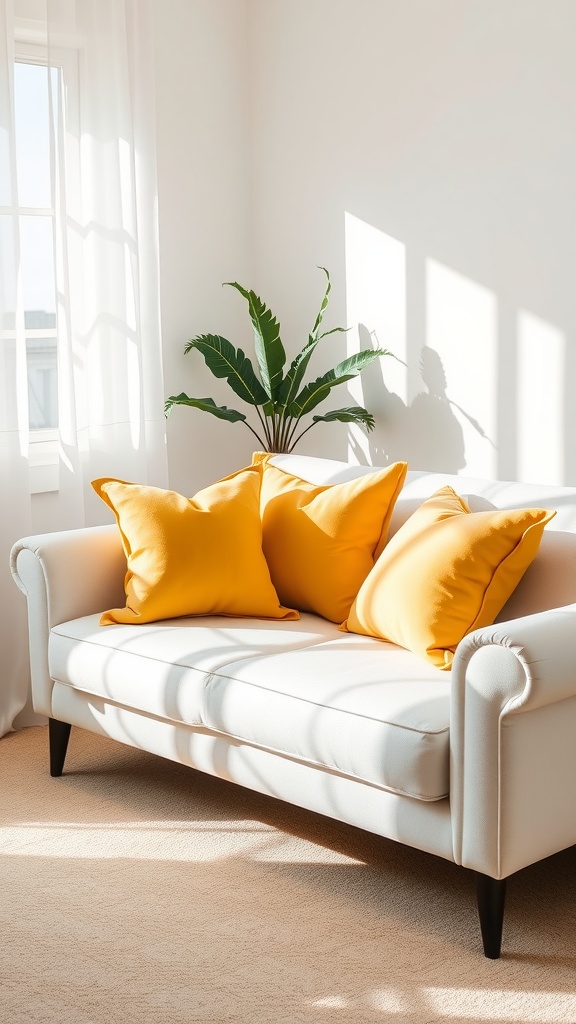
left=49, top=718, right=72, bottom=777
left=475, top=872, right=507, bottom=959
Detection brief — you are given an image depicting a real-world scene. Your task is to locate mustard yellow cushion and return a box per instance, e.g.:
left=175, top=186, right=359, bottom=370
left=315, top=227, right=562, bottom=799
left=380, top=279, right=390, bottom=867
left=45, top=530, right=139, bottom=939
left=253, top=454, right=408, bottom=623
left=92, top=466, right=298, bottom=625
left=343, top=485, right=556, bottom=669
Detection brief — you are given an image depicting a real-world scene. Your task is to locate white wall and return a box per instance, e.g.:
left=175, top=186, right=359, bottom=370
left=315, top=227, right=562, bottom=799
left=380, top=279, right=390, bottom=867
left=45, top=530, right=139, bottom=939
left=247, top=0, right=576, bottom=483
left=25, top=3, right=576, bottom=528
left=151, top=0, right=576, bottom=487
left=151, top=0, right=256, bottom=494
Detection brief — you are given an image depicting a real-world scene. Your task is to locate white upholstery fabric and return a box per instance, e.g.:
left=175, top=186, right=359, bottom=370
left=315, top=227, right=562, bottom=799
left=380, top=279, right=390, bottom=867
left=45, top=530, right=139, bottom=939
left=10, top=526, right=126, bottom=717
left=450, top=606, right=576, bottom=877
left=11, top=454, right=576, bottom=884
left=49, top=613, right=340, bottom=727
left=50, top=683, right=455, bottom=862
left=200, top=634, right=449, bottom=800
left=49, top=613, right=450, bottom=801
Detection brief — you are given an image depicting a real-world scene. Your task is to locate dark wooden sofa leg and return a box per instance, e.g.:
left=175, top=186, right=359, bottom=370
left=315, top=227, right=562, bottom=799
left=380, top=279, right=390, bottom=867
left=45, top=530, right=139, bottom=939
left=49, top=718, right=72, bottom=777
left=475, top=872, right=507, bottom=959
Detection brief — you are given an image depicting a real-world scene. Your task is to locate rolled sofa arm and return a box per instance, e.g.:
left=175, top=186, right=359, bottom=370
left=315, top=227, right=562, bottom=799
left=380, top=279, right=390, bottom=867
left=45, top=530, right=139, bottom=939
left=10, top=525, right=126, bottom=717
left=450, top=603, right=576, bottom=879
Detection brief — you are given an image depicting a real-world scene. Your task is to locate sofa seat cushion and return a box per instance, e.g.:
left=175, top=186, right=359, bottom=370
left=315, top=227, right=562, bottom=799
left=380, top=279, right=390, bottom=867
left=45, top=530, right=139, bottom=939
left=49, top=613, right=339, bottom=727
left=49, top=613, right=450, bottom=801
left=199, top=632, right=451, bottom=801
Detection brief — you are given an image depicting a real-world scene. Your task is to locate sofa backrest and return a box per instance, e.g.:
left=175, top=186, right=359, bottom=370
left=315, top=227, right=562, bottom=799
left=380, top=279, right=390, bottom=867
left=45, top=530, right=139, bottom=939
left=269, top=454, right=576, bottom=622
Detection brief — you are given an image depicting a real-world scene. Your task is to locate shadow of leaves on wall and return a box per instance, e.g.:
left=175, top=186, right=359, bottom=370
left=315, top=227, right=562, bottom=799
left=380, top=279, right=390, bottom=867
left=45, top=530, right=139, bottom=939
left=354, top=325, right=495, bottom=473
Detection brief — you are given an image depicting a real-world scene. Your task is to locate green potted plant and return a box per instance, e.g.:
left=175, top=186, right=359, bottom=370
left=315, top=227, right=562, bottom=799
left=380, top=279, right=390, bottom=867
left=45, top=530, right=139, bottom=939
left=165, top=267, right=390, bottom=454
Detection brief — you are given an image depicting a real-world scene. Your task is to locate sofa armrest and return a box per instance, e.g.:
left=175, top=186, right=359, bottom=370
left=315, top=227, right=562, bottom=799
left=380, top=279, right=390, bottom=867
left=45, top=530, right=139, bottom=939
left=450, top=604, right=576, bottom=878
left=10, top=526, right=126, bottom=716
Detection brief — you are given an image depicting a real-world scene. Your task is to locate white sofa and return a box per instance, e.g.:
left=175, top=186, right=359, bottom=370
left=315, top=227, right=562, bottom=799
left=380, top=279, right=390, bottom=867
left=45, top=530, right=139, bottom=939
left=10, top=453, right=576, bottom=958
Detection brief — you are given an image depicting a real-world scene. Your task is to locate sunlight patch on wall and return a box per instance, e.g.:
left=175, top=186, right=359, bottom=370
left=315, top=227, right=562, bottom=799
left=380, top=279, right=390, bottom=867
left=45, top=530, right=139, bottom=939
left=344, top=212, right=406, bottom=463
left=426, top=259, right=497, bottom=478
left=517, top=311, right=565, bottom=485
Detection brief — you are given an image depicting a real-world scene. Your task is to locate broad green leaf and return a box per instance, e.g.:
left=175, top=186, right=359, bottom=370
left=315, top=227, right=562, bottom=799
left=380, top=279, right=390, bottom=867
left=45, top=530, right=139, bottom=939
left=277, top=333, right=319, bottom=408
left=277, top=263, right=349, bottom=408
left=164, top=394, right=247, bottom=423
left=277, top=328, right=350, bottom=409
left=185, top=334, right=269, bottom=407
left=316, top=326, right=349, bottom=341
left=224, top=283, right=286, bottom=401
left=311, top=407, right=376, bottom=431
left=288, top=348, right=388, bottom=418
left=286, top=405, right=377, bottom=452
left=310, top=266, right=331, bottom=337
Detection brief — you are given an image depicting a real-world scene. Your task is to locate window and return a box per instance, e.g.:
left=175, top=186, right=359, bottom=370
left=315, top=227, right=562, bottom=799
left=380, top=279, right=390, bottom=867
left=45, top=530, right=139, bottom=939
left=2, top=13, right=164, bottom=500
left=2, top=43, right=76, bottom=492
left=14, top=55, right=61, bottom=435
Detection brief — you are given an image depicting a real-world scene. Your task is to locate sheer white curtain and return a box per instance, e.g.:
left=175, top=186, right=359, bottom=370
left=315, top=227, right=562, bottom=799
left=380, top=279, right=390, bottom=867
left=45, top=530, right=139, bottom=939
left=0, top=0, right=168, bottom=737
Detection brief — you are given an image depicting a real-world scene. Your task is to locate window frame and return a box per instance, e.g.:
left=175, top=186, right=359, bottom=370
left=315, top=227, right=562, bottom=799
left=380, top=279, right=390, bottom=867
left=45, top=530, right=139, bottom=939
left=8, top=38, right=79, bottom=493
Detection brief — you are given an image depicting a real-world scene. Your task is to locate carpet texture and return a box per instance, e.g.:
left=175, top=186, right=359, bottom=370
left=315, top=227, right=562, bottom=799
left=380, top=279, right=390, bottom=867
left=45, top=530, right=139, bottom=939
left=1, top=725, right=575, bottom=1024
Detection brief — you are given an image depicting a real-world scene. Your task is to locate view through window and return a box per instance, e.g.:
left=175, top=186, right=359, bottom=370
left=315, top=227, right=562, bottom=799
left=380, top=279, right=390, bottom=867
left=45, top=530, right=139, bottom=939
left=14, top=58, right=60, bottom=431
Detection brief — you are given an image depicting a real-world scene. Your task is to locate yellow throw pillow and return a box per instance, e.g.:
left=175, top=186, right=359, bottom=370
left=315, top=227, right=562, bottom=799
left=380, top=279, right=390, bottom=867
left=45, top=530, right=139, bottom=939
left=92, top=466, right=298, bottom=625
left=343, top=485, right=555, bottom=669
left=253, top=454, right=408, bottom=623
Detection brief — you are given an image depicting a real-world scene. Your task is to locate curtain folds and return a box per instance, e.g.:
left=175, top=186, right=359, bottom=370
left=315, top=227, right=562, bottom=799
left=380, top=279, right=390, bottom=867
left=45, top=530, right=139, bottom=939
left=0, top=0, right=168, bottom=736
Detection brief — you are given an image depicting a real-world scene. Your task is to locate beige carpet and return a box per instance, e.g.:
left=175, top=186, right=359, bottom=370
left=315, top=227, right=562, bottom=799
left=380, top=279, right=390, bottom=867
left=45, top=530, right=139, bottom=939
left=1, top=726, right=576, bottom=1024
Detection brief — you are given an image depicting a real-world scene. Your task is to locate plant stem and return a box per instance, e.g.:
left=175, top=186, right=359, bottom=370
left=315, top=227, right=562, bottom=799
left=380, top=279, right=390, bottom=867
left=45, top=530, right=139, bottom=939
left=284, top=414, right=305, bottom=452
left=287, top=419, right=317, bottom=452
left=270, top=414, right=280, bottom=453
left=254, top=404, right=273, bottom=450
left=277, top=414, right=293, bottom=454
left=242, top=421, right=268, bottom=449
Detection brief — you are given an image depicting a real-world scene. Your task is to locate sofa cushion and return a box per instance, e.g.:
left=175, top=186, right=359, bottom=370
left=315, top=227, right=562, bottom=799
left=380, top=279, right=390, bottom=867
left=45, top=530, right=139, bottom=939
left=49, top=613, right=339, bottom=726
left=49, top=612, right=450, bottom=801
left=92, top=466, right=298, bottom=625
left=344, top=485, right=555, bottom=669
left=253, top=453, right=407, bottom=623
